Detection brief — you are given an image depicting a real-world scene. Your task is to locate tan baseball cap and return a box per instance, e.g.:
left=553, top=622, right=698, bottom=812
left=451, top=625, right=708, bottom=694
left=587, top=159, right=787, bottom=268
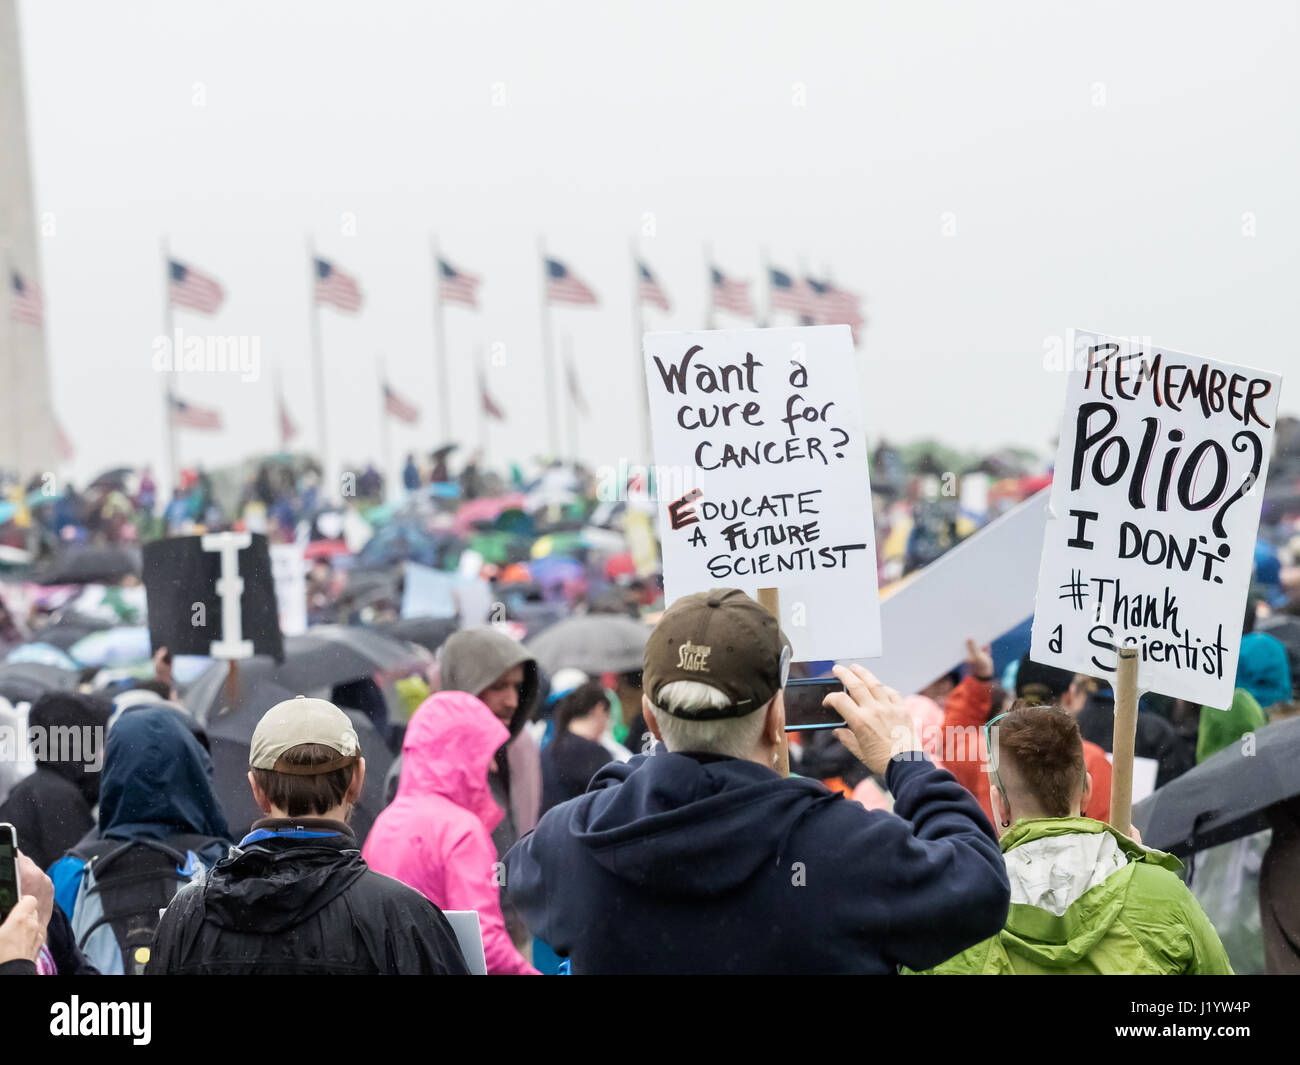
left=249, top=695, right=361, bottom=775
left=643, top=588, right=792, bottom=719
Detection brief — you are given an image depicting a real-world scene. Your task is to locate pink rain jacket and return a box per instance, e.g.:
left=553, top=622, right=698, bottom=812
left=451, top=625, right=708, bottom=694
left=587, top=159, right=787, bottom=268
left=363, top=691, right=538, bottom=975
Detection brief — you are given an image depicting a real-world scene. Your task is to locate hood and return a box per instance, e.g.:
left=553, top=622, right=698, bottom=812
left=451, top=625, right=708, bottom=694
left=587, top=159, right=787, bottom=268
left=439, top=627, right=538, bottom=736
left=1237, top=632, right=1291, bottom=709
left=26, top=691, right=112, bottom=804
left=203, top=834, right=366, bottom=934
left=996, top=817, right=1181, bottom=967
left=1197, top=687, right=1266, bottom=763
left=551, top=751, right=840, bottom=898
left=99, top=705, right=231, bottom=844
left=396, top=691, right=509, bottom=832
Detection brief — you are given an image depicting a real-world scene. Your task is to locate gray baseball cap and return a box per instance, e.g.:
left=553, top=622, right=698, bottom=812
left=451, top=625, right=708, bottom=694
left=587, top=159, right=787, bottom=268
left=249, top=695, right=361, bottom=775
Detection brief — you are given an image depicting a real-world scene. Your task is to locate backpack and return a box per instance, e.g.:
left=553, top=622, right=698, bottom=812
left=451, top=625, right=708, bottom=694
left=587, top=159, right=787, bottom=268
left=68, top=835, right=223, bottom=975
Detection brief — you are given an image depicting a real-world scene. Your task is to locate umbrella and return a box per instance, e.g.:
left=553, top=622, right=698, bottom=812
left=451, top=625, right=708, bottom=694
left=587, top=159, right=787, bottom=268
left=467, top=530, right=531, bottom=566
left=204, top=680, right=394, bottom=841
left=87, top=467, right=134, bottom=492
left=492, top=508, right=534, bottom=537
left=1132, top=714, right=1300, bottom=856
left=0, top=661, right=79, bottom=704
left=184, top=625, right=432, bottom=722
left=531, top=531, right=585, bottom=559
left=34, top=546, right=141, bottom=585
left=452, top=494, right=528, bottom=536
left=28, top=611, right=114, bottom=651
left=352, top=522, right=460, bottom=571
left=69, top=626, right=153, bottom=668
left=526, top=614, right=650, bottom=675
left=4, top=642, right=79, bottom=671
left=377, top=616, right=458, bottom=656
left=529, top=556, right=584, bottom=586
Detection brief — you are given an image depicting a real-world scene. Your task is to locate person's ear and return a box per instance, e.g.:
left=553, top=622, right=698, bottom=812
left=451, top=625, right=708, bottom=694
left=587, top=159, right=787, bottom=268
left=990, top=783, right=1011, bottom=833
left=765, top=692, right=786, bottom=747
left=346, top=758, right=367, bottom=804
left=1080, top=770, right=1093, bottom=815
left=248, top=771, right=272, bottom=816
left=642, top=695, right=663, bottom=741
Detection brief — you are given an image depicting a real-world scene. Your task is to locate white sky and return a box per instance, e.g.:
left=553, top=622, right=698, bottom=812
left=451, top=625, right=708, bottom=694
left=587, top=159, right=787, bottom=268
left=17, top=0, right=1300, bottom=490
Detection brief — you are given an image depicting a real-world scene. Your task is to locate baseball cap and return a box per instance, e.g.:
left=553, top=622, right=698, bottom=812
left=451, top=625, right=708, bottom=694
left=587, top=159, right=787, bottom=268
left=249, top=695, right=361, bottom=775
left=643, top=588, right=792, bottom=720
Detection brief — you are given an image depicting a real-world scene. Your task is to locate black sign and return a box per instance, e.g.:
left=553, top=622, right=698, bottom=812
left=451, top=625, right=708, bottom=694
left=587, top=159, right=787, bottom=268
left=143, top=534, right=285, bottom=662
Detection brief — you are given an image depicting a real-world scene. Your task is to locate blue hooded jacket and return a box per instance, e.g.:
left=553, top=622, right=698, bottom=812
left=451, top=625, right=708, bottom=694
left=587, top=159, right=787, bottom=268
left=503, top=747, right=1009, bottom=974
left=50, top=707, right=232, bottom=916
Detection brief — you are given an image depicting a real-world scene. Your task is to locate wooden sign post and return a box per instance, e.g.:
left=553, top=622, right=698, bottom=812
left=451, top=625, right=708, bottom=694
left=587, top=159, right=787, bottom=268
left=1109, top=646, right=1139, bottom=836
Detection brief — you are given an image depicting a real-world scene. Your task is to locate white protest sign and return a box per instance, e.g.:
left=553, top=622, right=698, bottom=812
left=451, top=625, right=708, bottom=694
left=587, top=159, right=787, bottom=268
left=862, top=489, right=1050, bottom=693
left=201, top=532, right=255, bottom=660
left=643, top=325, right=880, bottom=661
left=269, top=543, right=308, bottom=637
left=1032, top=329, right=1282, bottom=707
left=401, top=562, right=458, bottom=619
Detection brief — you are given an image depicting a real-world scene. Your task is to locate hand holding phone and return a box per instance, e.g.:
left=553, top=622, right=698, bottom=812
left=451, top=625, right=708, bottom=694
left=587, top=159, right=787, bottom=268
left=783, top=677, right=848, bottom=732
left=824, top=664, right=923, bottom=776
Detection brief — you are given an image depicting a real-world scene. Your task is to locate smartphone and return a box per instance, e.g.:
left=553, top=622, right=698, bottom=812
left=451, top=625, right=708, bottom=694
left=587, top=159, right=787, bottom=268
left=0, top=824, right=20, bottom=922
left=783, top=677, right=847, bottom=732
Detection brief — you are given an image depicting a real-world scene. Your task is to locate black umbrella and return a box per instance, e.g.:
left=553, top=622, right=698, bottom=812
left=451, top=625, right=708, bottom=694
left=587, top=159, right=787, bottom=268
left=1132, top=714, right=1300, bottom=856
left=28, top=612, right=115, bottom=651
left=34, top=546, right=141, bottom=586
left=0, top=661, right=79, bottom=704
left=184, top=625, right=431, bottom=722
left=378, top=616, right=458, bottom=656
left=87, top=467, right=134, bottom=492
left=204, top=681, right=395, bottom=841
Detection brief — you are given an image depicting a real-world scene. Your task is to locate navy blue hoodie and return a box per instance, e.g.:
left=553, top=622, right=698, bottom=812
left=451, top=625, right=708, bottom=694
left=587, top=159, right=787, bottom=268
left=503, top=747, right=1010, bottom=974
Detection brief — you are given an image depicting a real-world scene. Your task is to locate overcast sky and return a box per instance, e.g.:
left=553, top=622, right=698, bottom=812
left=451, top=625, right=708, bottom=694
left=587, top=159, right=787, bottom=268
left=17, top=0, right=1300, bottom=490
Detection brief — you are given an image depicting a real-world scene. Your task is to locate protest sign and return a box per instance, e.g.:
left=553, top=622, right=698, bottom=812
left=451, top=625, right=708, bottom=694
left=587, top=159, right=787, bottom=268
left=143, top=533, right=284, bottom=662
left=269, top=543, right=308, bottom=637
left=643, top=325, right=879, bottom=661
left=1031, top=329, right=1281, bottom=708
left=401, top=561, right=458, bottom=619
left=864, top=488, right=1050, bottom=693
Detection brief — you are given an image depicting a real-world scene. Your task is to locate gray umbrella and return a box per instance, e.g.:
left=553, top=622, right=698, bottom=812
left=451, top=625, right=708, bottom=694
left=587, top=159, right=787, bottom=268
left=1132, top=714, right=1300, bottom=856
left=0, top=661, right=79, bottom=704
left=526, top=613, right=650, bottom=675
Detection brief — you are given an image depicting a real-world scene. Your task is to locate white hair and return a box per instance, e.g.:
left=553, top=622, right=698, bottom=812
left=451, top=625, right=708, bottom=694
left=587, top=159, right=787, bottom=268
left=649, top=680, right=771, bottom=759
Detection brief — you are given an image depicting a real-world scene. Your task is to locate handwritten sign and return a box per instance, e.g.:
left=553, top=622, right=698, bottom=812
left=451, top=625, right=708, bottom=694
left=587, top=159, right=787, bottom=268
left=1031, top=329, right=1282, bottom=707
left=643, top=326, right=880, bottom=660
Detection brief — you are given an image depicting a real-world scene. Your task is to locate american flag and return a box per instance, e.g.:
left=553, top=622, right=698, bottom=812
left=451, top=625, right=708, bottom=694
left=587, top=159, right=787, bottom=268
left=279, top=394, right=298, bottom=444
left=711, top=267, right=754, bottom=318
left=479, top=371, right=506, bottom=421
left=383, top=383, right=420, bottom=424
left=637, top=261, right=670, bottom=312
left=545, top=258, right=597, bottom=305
left=168, top=259, right=224, bottom=315
left=314, top=257, right=363, bottom=312
left=439, top=258, right=481, bottom=307
left=769, top=267, right=820, bottom=320
left=55, top=421, right=74, bottom=461
left=818, top=279, right=865, bottom=339
left=10, top=271, right=44, bottom=325
left=170, top=394, right=223, bottom=431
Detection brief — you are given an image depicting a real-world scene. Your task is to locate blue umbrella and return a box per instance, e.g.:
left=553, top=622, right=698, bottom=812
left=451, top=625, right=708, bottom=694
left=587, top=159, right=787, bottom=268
left=69, top=626, right=152, bottom=668
left=5, top=642, right=79, bottom=671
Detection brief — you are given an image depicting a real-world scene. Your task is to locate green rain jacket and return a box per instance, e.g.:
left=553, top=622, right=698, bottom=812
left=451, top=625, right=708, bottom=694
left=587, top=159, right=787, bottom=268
left=917, top=817, right=1233, bottom=975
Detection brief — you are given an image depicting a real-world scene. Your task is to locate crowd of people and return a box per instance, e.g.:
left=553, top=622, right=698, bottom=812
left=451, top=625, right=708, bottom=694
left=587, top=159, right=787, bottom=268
left=1, top=437, right=1299, bottom=976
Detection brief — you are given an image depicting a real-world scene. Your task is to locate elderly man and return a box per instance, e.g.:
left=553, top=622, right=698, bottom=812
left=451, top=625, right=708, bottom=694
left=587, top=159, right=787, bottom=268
left=503, top=588, right=1010, bottom=974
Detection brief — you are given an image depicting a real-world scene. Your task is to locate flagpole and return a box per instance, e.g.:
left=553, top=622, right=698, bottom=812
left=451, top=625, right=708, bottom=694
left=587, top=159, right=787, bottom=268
left=429, top=234, right=452, bottom=447
left=475, top=344, right=488, bottom=460
left=378, top=354, right=392, bottom=503
left=538, top=235, right=559, bottom=458
left=161, top=237, right=179, bottom=500
left=704, top=241, right=715, bottom=330
left=630, top=237, right=650, bottom=466
left=307, top=237, right=330, bottom=497
left=563, top=334, right=579, bottom=465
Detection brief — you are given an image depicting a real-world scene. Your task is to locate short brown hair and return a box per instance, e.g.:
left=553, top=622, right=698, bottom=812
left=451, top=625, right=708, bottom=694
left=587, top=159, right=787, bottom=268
left=994, top=703, right=1086, bottom=817
left=250, top=743, right=355, bottom=817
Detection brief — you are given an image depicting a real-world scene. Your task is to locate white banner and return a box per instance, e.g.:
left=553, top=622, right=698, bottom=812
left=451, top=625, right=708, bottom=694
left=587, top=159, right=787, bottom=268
left=1032, top=329, right=1282, bottom=707
left=269, top=542, right=308, bottom=638
left=643, top=325, right=880, bottom=661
